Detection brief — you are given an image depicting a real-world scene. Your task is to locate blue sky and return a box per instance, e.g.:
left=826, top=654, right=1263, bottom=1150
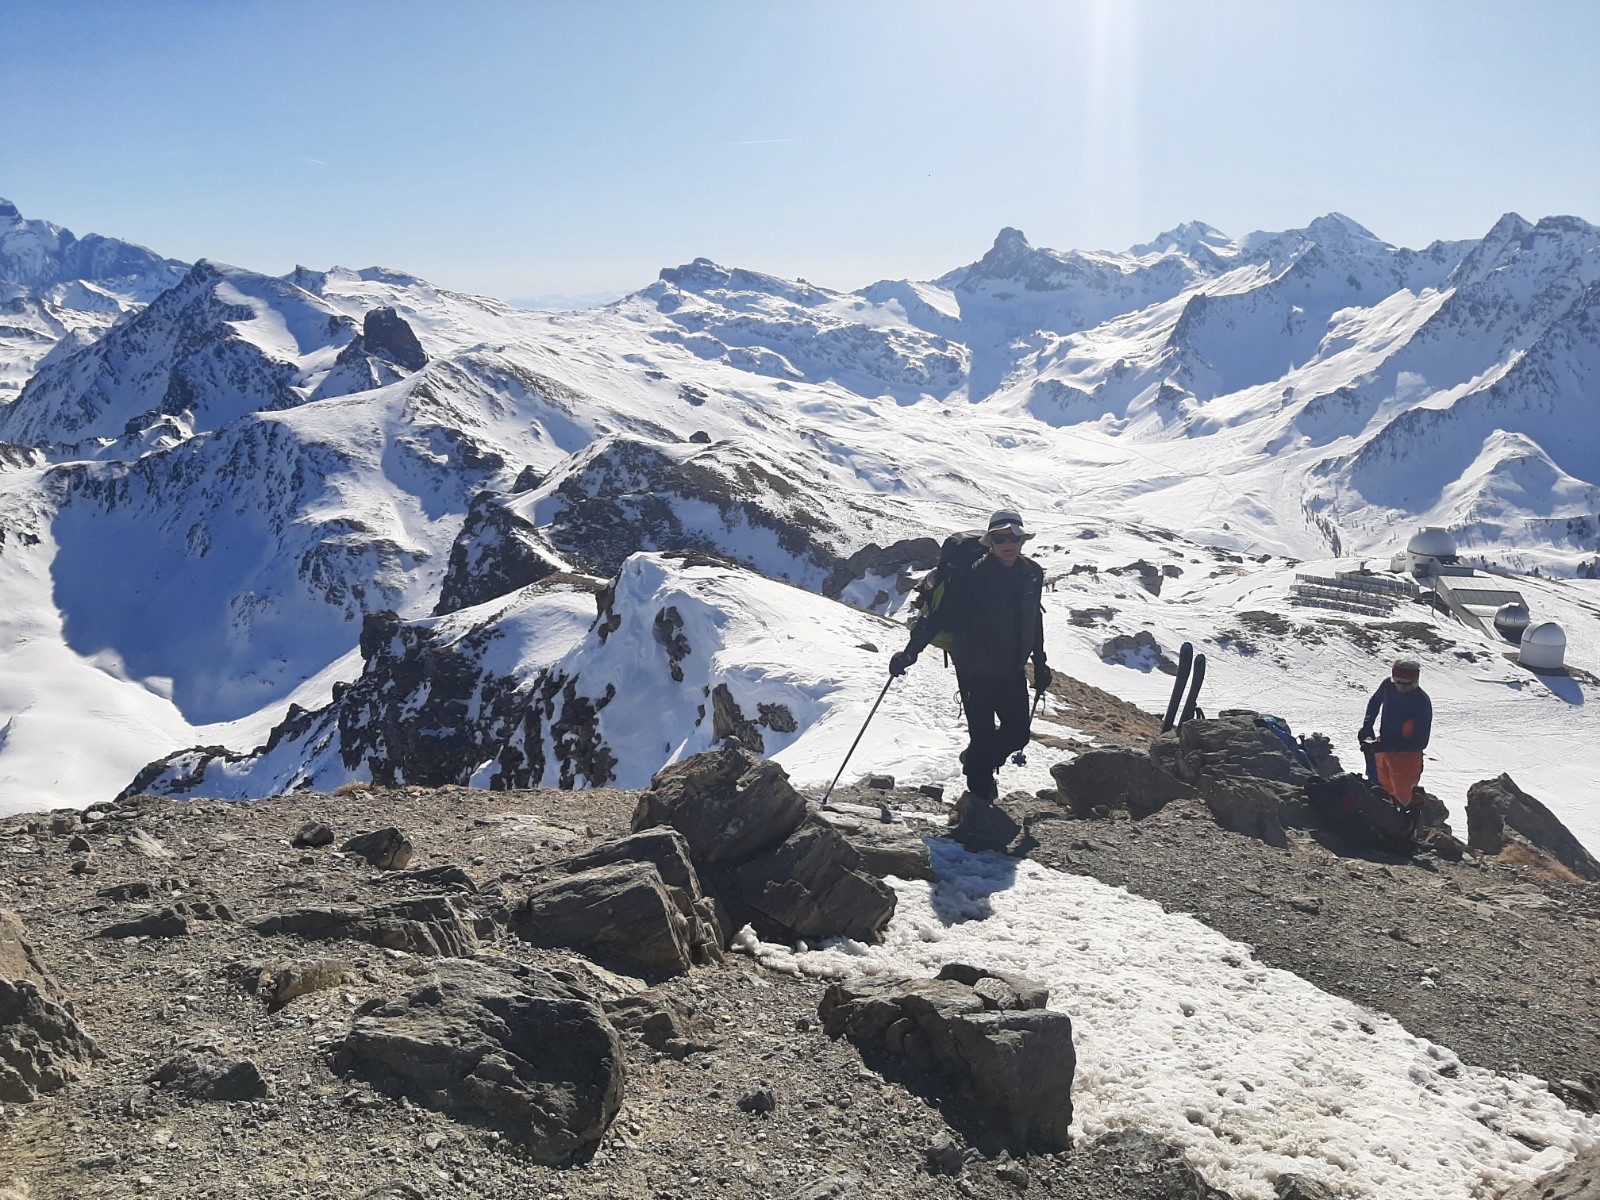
left=3, top=0, right=1597, bottom=302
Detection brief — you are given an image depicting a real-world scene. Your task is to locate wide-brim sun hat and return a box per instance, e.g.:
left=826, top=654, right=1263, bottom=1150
left=980, top=509, right=1034, bottom=546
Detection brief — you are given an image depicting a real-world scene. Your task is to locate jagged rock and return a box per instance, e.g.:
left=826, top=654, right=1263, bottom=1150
left=634, top=745, right=807, bottom=865
left=97, top=901, right=233, bottom=939
left=710, top=682, right=765, bottom=752
left=737, top=1085, right=777, bottom=1113
left=813, top=805, right=934, bottom=881
left=338, top=958, right=623, bottom=1164
left=124, top=828, right=171, bottom=859
left=291, top=821, right=335, bottom=849
left=150, top=1051, right=269, bottom=1101
left=559, top=828, right=700, bottom=895
left=251, top=896, right=476, bottom=957
left=924, top=1132, right=967, bottom=1175
left=820, top=536, right=940, bottom=602
left=511, top=861, right=697, bottom=976
left=360, top=306, right=427, bottom=371
left=733, top=820, right=897, bottom=943
left=341, top=827, right=414, bottom=871
left=0, top=977, right=102, bottom=1102
left=818, top=966, right=1074, bottom=1153
left=1110, top=560, right=1165, bottom=595
left=1150, top=714, right=1319, bottom=846
left=600, top=989, right=712, bottom=1057
left=863, top=774, right=894, bottom=790
left=936, top=963, right=1050, bottom=1011
left=1049, top=749, right=1194, bottom=818
left=433, top=491, right=564, bottom=616
left=1467, top=775, right=1600, bottom=881
left=262, top=958, right=356, bottom=1008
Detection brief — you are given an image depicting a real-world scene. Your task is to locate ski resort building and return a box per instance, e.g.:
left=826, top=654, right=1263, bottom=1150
left=1404, top=527, right=1470, bottom=578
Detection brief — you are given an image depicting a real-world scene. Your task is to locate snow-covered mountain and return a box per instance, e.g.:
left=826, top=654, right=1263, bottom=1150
left=0, top=205, right=1597, bottom=840
left=0, top=198, right=187, bottom=408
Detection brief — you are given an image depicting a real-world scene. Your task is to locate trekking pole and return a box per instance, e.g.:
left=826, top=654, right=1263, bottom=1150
left=820, top=677, right=894, bottom=809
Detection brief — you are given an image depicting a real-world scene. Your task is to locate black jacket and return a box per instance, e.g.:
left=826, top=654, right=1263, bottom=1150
left=908, top=553, right=1046, bottom=678
left=1364, top=680, right=1432, bottom=751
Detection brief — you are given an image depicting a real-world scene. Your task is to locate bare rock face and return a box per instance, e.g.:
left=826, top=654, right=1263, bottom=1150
left=634, top=745, right=807, bottom=865
left=337, top=958, right=624, bottom=1165
left=359, top=306, right=427, bottom=371
left=251, top=896, right=477, bottom=957
left=511, top=860, right=699, bottom=976
left=813, top=805, right=934, bottom=882
left=1467, top=775, right=1600, bottom=881
left=1149, top=714, right=1319, bottom=847
left=733, top=822, right=896, bottom=944
left=818, top=963, right=1074, bottom=1154
left=1498, top=1146, right=1600, bottom=1200
left=1050, top=749, right=1194, bottom=818
left=433, top=491, right=564, bottom=616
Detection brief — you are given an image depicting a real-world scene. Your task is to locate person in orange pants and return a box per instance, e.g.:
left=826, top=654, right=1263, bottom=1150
left=1359, top=659, right=1432, bottom=808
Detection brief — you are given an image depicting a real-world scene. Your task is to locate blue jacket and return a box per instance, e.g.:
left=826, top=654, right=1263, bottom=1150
left=1364, top=680, right=1432, bottom=751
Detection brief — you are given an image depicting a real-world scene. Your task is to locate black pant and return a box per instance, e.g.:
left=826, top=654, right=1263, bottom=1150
left=957, top=668, right=1031, bottom=786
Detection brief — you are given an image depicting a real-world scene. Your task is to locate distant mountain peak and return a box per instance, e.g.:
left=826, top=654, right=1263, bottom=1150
left=993, top=226, right=1031, bottom=250
left=0, top=198, right=21, bottom=221
left=1304, top=212, right=1384, bottom=246
left=1130, top=220, right=1232, bottom=257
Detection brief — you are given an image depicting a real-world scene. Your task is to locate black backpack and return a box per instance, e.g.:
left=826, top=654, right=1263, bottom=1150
left=908, top=530, right=987, bottom=655
left=1305, top=772, right=1418, bottom=853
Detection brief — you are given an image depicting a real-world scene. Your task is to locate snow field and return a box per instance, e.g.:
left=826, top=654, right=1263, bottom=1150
left=739, top=840, right=1600, bottom=1200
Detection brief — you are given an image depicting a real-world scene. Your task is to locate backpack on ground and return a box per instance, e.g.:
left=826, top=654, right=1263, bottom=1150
left=1305, top=772, right=1417, bottom=853
left=907, top=530, right=987, bottom=657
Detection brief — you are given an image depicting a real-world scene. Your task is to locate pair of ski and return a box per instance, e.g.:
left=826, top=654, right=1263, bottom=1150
left=1161, top=642, right=1206, bottom=733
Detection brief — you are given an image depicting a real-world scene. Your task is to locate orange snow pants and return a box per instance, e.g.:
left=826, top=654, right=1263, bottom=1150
left=1376, top=751, right=1425, bottom=806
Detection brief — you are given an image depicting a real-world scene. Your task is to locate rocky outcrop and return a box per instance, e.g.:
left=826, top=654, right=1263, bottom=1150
left=1098, top=630, right=1178, bottom=673
left=820, top=537, right=940, bottom=607
left=813, top=804, right=934, bottom=881
left=1050, top=749, right=1194, bottom=818
left=337, top=958, right=624, bottom=1164
left=1150, top=713, right=1319, bottom=846
left=1467, top=775, right=1600, bottom=881
left=96, top=900, right=235, bottom=939
left=250, top=896, right=478, bottom=957
left=433, top=491, right=566, bottom=616
left=734, top=822, right=896, bottom=944
left=635, top=747, right=897, bottom=944
left=818, top=964, right=1074, bottom=1154
left=634, top=745, right=807, bottom=865
left=359, top=307, right=427, bottom=371
left=1499, top=1146, right=1600, bottom=1200
left=511, top=860, right=704, bottom=976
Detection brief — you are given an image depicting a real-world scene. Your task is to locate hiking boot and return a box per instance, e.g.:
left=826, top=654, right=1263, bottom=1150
left=968, top=774, right=999, bottom=803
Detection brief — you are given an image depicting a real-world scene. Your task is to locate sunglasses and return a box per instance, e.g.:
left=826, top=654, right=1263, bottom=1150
left=989, top=532, right=1021, bottom=545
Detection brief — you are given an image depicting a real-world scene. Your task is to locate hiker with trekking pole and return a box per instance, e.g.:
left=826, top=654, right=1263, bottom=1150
left=887, top=509, right=1051, bottom=804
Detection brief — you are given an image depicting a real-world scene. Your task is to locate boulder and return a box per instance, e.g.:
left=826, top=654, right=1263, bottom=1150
left=600, top=989, right=713, bottom=1057
left=291, top=821, right=335, bottom=849
left=1466, top=775, right=1600, bottom=881
left=97, top=900, right=233, bottom=939
left=511, top=861, right=697, bottom=976
left=559, top=828, right=701, bottom=896
left=818, top=965, right=1074, bottom=1153
left=338, top=958, right=623, bottom=1164
left=733, top=821, right=896, bottom=944
left=1150, top=714, right=1320, bottom=846
left=634, top=745, right=806, bottom=865
left=0, top=977, right=101, bottom=1102
left=341, top=827, right=414, bottom=871
left=251, top=896, right=476, bottom=957
left=1050, top=749, right=1194, bottom=818
left=150, top=1051, right=269, bottom=1101
left=813, top=805, right=934, bottom=881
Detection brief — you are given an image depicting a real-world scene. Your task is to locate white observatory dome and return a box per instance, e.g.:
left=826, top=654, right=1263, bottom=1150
left=1406, top=527, right=1457, bottom=558
left=1518, top=621, right=1567, bottom=671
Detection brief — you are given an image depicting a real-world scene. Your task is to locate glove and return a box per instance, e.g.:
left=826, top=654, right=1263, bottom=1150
left=888, top=649, right=916, bottom=678
left=1032, top=662, right=1053, bottom=691
left=1357, top=726, right=1375, bottom=744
